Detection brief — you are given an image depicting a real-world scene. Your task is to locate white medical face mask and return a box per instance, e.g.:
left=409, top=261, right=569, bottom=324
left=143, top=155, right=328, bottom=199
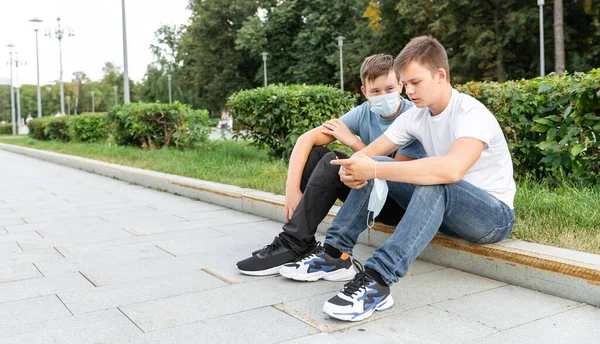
left=367, top=178, right=389, bottom=228
left=369, top=92, right=401, bottom=117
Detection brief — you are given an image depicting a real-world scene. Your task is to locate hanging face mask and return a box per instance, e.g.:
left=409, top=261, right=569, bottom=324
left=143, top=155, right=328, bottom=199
left=367, top=178, right=389, bottom=229
left=369, top=92, right=401, bottom=117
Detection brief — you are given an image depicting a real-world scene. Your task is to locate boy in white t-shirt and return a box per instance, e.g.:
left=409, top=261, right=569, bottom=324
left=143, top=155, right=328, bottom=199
left=278, top=36, right=516, bottom=322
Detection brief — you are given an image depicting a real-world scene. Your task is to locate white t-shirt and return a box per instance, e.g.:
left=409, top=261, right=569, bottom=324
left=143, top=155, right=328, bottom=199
left=384, top=89, right=516, bottom=209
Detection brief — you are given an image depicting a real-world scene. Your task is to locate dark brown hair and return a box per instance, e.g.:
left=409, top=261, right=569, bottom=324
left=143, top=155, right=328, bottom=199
left=360, top=54, right=395, bottom=86
left=394, top=36, right=450, bottom=81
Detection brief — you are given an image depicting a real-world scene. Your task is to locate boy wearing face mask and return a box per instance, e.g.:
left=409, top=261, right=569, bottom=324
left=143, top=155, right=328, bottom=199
left=237, top=54, right=426, bottom=276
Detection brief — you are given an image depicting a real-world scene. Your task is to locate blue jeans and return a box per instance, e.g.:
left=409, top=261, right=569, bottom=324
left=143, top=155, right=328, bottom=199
left=324, top=156, right=515, bottom=286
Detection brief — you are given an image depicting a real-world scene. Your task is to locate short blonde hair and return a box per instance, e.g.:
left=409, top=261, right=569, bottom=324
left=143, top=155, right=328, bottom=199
left=360, top=54, right=395, bottom=86
left=394, top=36, right=450, bottom=82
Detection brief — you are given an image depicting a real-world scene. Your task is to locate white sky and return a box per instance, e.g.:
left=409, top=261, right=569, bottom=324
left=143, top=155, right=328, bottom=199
left=0, top=0, right=191, bottom=86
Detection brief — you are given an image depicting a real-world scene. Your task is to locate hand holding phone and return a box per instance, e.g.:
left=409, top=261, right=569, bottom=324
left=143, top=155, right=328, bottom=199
left=333, top=149, right=349, bottom=159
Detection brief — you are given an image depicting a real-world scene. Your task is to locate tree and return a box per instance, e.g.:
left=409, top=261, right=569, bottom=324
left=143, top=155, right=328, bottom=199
left=554, top=0, right=565, bottom=75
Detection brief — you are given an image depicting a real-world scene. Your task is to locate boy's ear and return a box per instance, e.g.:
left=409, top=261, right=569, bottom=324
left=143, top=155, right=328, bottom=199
left=360, top=85, right=367, bottom=99
left=437, top=68, right=447, bottom=83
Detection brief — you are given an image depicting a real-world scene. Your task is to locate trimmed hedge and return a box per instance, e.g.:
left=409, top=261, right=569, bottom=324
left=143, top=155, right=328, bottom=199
left=109, top=102, right=210, bottom=149
left=0, top=123, right=12, bottom=135
left=69, top=113, right=111, bottom=142
left=457, top=68, right=600, bottom=184
left=27, top=117, right=51, bottom=140
left=227, top=84, right=357, bottom=159
left=43, top=116, right=71, bottom=142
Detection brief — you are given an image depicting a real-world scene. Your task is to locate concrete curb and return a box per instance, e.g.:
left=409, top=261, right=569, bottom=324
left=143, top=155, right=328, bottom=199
left=1, top=142, right=598, bottom=307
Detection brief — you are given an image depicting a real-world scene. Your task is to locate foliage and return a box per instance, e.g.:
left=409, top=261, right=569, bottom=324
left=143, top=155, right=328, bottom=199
left=68, top=113, right=111, bottom=142
left=109, top=102, right=210, bottom=149
left=457, top=68, right=600, bottom=185
left=27, top=117, right=50, bottom=140
left=227, top=84, right=356, bottom=159
left=43, top=116, right=71, bottom=142
left=0, top=123, right=12, bottom=135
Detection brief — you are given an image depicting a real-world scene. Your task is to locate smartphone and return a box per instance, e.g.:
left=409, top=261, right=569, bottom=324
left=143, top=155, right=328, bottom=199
left=333, top=149, right=349, bottom=159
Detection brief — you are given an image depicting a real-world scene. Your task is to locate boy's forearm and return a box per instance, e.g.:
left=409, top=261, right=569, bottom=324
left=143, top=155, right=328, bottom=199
left=376, top=156, right=461, bottom=185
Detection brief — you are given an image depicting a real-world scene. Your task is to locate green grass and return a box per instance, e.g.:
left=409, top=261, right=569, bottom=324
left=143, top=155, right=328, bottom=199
left=1, top=137, right=599, bottom=254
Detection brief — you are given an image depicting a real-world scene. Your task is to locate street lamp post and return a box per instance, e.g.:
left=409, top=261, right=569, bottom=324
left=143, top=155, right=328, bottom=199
left=30, top=18, right=43, bottom=118
left=46, top=17, right=74, bottom=114
left=337, top=36, right=345, bottom=91
left=14, top=54, right=26, bottom=133
left=113, top=86, right=118, bottom=106
left=167, top=74, right=172, bottom=104
left=121, top=0, right=130, bottom=103
left=261, top=52, right=268, bottom=87
left=538, top=0, right=545, bottom=77
left=6, top=44, right=16, bottom=135
left=66, top=95, right=71, bottom=115
left=91, top=91, right=95, bottom=113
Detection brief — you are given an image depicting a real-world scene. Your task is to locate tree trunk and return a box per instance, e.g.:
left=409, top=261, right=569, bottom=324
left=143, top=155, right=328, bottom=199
left=554, top=0, right=565, bottom=76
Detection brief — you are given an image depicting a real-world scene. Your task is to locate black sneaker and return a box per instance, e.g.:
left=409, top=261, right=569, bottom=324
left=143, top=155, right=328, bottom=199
left=322, top=261, right=394, bottom=321
left=237, top=237, right=300, bottom=276
left=279, top=245, right=356, bottom=282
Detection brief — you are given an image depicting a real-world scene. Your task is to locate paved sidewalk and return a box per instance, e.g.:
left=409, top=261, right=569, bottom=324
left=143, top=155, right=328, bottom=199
left=0, top=149, right=598, bottom=344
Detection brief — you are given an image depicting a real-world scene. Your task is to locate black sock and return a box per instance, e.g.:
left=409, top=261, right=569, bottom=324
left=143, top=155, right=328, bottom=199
left=324, top=244, right=342, bottom=258
left=365, top=267, right=388, bottom=286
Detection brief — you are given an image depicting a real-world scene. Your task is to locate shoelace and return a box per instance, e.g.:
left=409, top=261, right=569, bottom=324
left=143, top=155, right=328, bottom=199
left=293, top=241, right=323, bottom=262
left=341, top=260, right=373, bottom=297
left=257, top=237, right=283, bottom=256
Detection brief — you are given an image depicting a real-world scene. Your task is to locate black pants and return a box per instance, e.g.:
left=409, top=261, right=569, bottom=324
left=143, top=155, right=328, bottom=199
left=278, top=147, right=405, bottom=254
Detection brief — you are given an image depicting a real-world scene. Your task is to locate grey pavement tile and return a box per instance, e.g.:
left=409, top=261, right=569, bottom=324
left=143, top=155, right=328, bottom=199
left=0, top=231, right=42, bottom=243
left=174, top=208, right=266, bottom=222
left=0, top=272, right=93, bottom=304
left=124, top=218, right=229, bottom=236
left=35, top=243, right=173, bottom=276
left=0, top=226, right=7, bottom=234
left=0, top=208, right=16, bottom=214
left=0, top=295, right=72, bottom=329
left=282, top=305, right=497, bottom=344
left=146, top=201, right=226, bottom=214
left=0, top=242, right=22, bottom=256
left=432, top=285, right=582, bottom=330
left=99, top=213, right=187, bottom=227
left=18, top=228, right=135, bottom=250
left=0, top=263, right=42, bottom=283
left=0, top=308, right=142, bottom=344
left=0, top=247, right=63, bottom=267
left=59, top=269, right=228, bottom=315
left=276, top=268, right=506, bottom=332
left=119, top=276, right=346, bottom=332
left=142, top=306, right=319, bottom=343
left=19, top=205, right=156, bottom=224
left=0, top=217, right=26, bottom=227
left=4, top=217, right=107, bottom=233
left=467, top=305, right=600, bottom=344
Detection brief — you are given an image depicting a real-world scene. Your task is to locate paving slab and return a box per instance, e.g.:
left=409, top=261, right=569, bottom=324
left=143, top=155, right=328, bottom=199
left=0, top=308, right=143, bottom=344
left=432, top=285, right=582, bottom=330
left=0, top=262, right=43, bottom=283
left=0, top=295, right=72, bottom=329
left=0, top=272, right=93, bottom=304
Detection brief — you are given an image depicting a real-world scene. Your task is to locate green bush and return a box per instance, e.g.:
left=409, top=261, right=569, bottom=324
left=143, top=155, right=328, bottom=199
left=27, top=117, right=51, bottom=140
left=69, top=113, right=111, bottom=142
left=457, top=68, right=600, bottom=185
left=109, top=102, right=210, bottom=149
left=43, top=116, right=71, bottom=142
left=227, top=84, right=357, bottom=159
left=0, top=123, right=12, bottom=135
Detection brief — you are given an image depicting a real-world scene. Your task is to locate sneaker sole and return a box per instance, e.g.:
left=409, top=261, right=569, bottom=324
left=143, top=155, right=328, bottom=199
left=322, top=295, right=395, bottom=322
left=237, top=265, right=284, bottom=276
left=279, top=267, right=356, bottom=282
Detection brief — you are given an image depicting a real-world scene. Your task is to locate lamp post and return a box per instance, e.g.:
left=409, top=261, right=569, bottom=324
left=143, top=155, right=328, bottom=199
left=167, top=74, right=172, bottom=104
left=121, top=0, right=130, bottom=103
left=91, top=90, right=95, bottom=113
left=337, top=36, right=345, bottom=91
left=113, top=86, right=118, bottom=106
left=46, top=17, right=74, bottom=114
left=29, top=18, right=43, bottom=118
left=66, top=95, right=71, bottom=115
left=538, top=0, right=545, bottom=77
left=14, top=54, right=26, bottom=132
left=6, top=44, right=16, bottom=135
left=261, top=52, right=268, bottom=87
